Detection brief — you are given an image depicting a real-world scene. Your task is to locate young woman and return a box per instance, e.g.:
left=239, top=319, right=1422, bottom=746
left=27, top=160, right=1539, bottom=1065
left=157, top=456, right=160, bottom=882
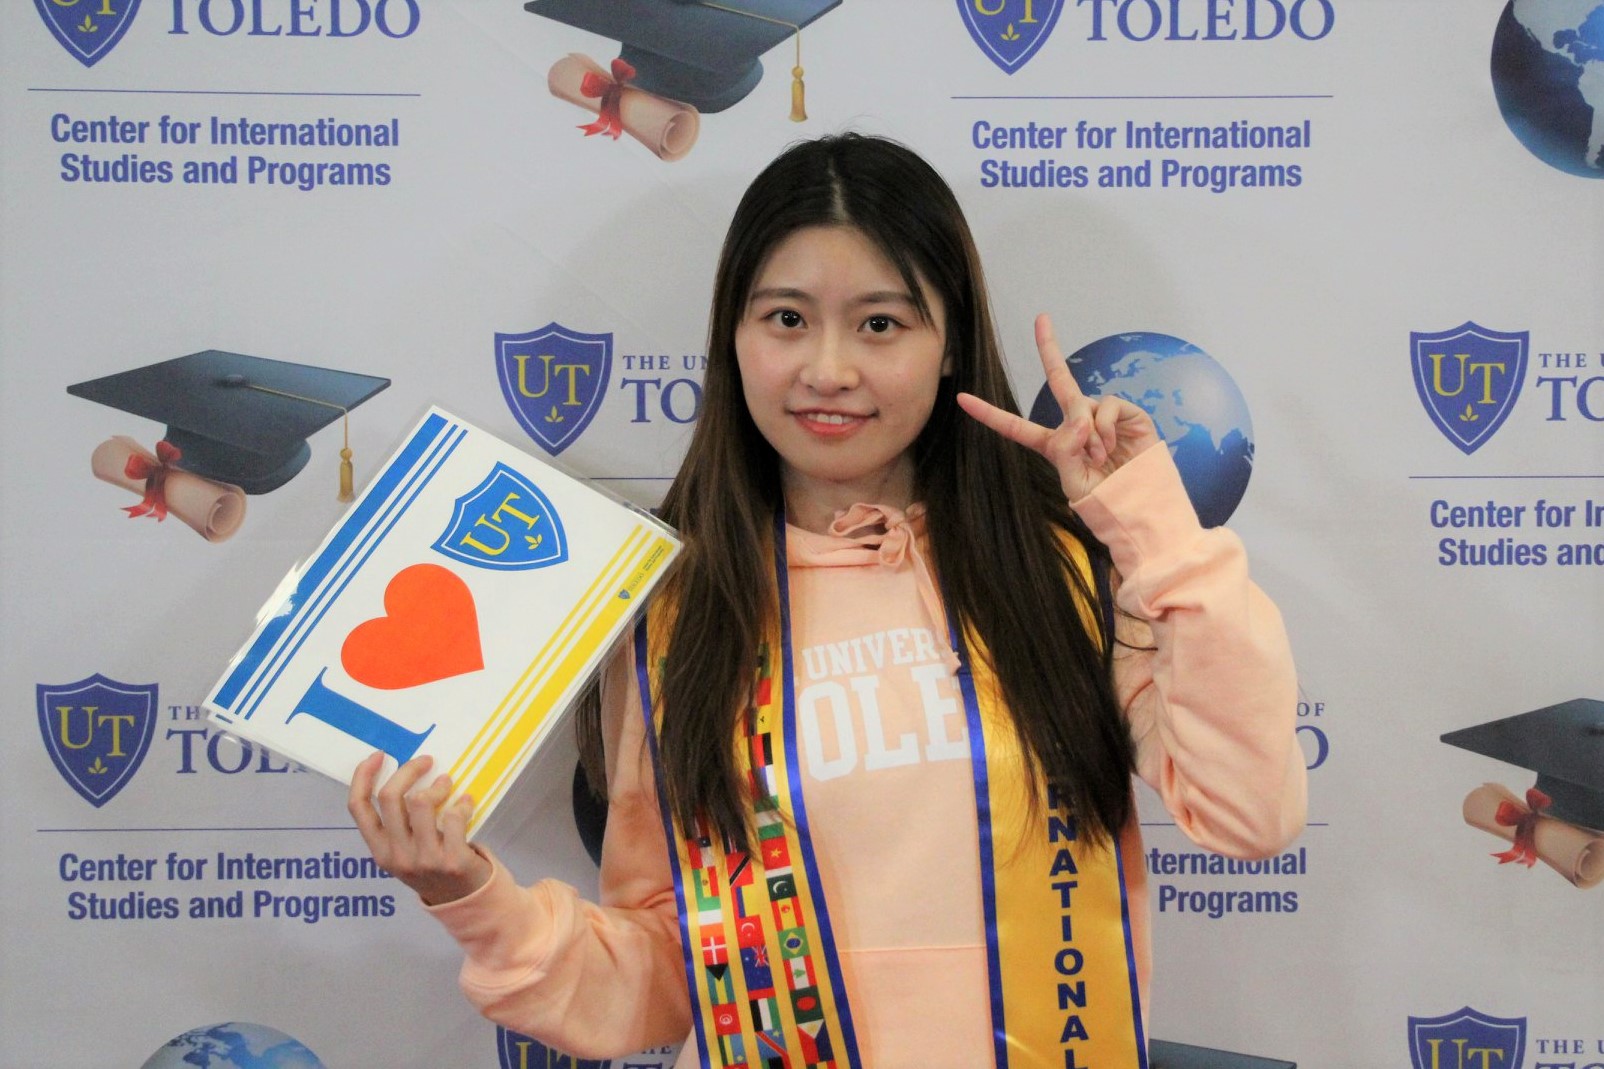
left=349, top=133, right=1306, bottom=1068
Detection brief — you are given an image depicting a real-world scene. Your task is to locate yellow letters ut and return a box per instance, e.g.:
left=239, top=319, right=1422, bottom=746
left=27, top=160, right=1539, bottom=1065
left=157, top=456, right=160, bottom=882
left=458, top=493, right=543, bottom=557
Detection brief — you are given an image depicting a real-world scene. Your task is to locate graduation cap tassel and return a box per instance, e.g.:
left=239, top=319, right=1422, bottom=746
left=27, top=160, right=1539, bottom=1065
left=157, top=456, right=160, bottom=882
left=338, top=418, right=355, bottom=503
left=697, top=1, right=806, bottom=122
left=790, top=32, right=807, bottom=123
left=242, top=383, right=356, bottom=502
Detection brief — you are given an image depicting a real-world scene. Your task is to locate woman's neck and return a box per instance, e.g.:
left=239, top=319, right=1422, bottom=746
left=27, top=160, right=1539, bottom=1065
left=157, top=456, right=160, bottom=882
left=779, top=459, right=917, bottom=534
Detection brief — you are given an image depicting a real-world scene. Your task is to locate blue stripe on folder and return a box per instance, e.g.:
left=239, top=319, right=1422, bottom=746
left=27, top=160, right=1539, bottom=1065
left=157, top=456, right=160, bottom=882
left=230, top=424, right=464, bottom=722
left=212, top=412, right=453, bottom=710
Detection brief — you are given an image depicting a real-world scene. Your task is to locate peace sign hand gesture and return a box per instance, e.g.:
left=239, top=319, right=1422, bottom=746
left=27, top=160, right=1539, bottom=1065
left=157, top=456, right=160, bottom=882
left=958, top=313, right=1161, bottom=503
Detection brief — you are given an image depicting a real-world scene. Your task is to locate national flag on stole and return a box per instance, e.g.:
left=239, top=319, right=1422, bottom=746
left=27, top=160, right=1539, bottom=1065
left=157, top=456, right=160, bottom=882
left=778, top=926, right=811, bottom=961
left=785, top=950, right=817, bottom=992
left=765, top=872, right=797, bottom=900
left=750, top=993, right=780, bottom=1032
left=772, top=896, right=800, bottom=931
left=693, top=867, right=720, bottom=907
left=727, top=849, right=755, bottom=889
left=701, top=930, right=729, bottom=966
left=797, top=1018, right=832, bottom=1063
left=753, top=646, right=773, bottom=707
left=753, top=1030, right=787, bottom=1069
left=691, top=821, right=720, bottom=873
left=716, top=1029, right=748, bottom=1068
left=712, top=1001, right=742, bottom=1036
left=791, top=985, right=825, bottom=1024
left=703, top=962, right=735, bottom=1007
left=761, top=836, right=791, bottom=869
left=753, top=763, right=779, bottom=799
left=740, top=945, right=774, bottom=994
left=735, top=913, right=765, bottom=948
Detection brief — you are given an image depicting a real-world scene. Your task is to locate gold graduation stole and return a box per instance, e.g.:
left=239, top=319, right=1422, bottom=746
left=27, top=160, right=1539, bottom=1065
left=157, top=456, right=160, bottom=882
left=635, top=516, right=1147, bottom=1068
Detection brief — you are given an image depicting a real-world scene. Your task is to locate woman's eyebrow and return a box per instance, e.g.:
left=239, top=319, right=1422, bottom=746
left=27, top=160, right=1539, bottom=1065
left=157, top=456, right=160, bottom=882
left=747, top=286, right=919, bottom=305
left=852, top=290, right=920, bottom=307
left=747, top=286, right=813, bottom=302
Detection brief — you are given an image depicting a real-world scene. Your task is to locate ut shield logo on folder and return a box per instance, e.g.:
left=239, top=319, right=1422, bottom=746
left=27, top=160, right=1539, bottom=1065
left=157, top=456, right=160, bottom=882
left=496, top=323, right=613, bottom=456
left=37, top=674, right=157, bottom=806
left=35, top=0, right=142, bottom=67
left=432, top=462, right=569, bottom=571
left=1410, top=322, right=1528, bottom=455
left=1408, top=1006, right=1526, bottom=1069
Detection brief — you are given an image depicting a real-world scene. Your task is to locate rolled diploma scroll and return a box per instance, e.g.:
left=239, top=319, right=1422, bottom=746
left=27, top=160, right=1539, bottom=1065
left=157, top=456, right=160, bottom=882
left=548, top=53, right=700, bottom=162
left=1463, top=783, right=1604, bottom=889
left=91, top=436, right=247, bottom=543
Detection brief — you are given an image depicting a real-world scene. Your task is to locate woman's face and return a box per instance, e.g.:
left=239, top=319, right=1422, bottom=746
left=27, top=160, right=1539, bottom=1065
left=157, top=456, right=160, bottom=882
left=735, top=225, right=948, bottom=529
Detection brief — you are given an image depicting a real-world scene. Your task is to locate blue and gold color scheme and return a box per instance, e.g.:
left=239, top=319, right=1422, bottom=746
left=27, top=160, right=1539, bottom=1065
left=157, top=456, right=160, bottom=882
left=497, top=323, right=613, bottom=456
left=496, top=1027, right=677, bottom=1069
left=956, top=0, right=1064, bottom=73
left=1407, top=1007, right=1526, bottom=1069
left=37, top=673, right=156, bottom=807
left=497, top=1027, right=607, bottom=1069
left=35, top=0, right=142, bottom=68
left=432, top=462, right=569, bottom=572
left=638, top=517, right=1146, bottom=1068
left=1410, top=323, right=1529, bottom=456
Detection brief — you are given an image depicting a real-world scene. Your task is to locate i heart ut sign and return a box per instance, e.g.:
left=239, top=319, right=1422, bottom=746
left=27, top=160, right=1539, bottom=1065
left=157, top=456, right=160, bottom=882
left=341, top=564, right=484, bottom=690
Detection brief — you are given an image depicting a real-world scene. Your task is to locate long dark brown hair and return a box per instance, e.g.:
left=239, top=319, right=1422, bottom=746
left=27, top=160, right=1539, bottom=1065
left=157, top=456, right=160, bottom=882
left=584, top=133, right=1135, bottom=851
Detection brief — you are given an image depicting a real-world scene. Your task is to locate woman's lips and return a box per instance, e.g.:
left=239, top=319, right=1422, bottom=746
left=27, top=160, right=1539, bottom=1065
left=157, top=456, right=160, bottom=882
left=792, top=410, right=870, bottom=437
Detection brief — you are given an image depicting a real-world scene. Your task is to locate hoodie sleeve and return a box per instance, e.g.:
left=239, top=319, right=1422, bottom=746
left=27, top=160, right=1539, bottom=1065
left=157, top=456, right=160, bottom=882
left=424, top=642, right=691, bottom=1059
left=1071, top=443, right=1307, bottom=859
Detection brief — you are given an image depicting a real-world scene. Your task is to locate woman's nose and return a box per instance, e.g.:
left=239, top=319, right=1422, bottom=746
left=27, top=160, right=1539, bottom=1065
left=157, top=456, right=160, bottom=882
left=798, top=329, right=858, bottom=391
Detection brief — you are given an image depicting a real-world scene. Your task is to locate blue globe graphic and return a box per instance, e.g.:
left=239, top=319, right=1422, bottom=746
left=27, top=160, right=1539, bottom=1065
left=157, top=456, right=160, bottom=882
left=1490, top=0, right=1604, bottom=177
left=141, top=1022, right=326, bottom=1069
left=1028, top=332, right=1254, bottom=528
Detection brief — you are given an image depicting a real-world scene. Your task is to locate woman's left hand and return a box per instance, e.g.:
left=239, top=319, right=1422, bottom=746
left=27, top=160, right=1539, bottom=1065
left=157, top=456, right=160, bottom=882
left=957, top=313, right=1161, bottom=502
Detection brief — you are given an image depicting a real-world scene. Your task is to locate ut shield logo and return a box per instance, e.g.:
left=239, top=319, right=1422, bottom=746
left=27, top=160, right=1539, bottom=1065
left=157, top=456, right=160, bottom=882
left=497, top=323, right=612, bottom=456
left=35, top=0, right=142, bottom=68
left=1408, top=1006, right=1526, bottom=1069
left=433, top=462, right=569, bottom=571
left=497, top=1026, right=677, bottom=1068
left=37, top=674, right=157, bottom=807
left=1411, top=322, right=1529, bottom=454
left=957, top=0, right=1065, bottom=73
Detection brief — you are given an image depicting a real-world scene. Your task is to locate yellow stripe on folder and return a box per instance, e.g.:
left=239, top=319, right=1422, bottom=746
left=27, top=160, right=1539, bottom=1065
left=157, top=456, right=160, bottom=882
left=463, top=534, right=675, bottom=823
left=459, top=533, right=677, bottom=827
left=449, top=527, right=649, bottom=783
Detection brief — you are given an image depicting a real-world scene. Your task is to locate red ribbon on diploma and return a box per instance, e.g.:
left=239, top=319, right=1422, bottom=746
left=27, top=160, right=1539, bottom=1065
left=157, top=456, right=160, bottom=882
left=122, top=440, right=182, bottom=521
left=577, top=58, right=636, bottom=140
left=1492, top=787, right=1552, bottom=868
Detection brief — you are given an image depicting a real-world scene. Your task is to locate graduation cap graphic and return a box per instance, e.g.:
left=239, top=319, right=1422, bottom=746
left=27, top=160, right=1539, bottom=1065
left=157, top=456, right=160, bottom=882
left=527, top=0, right=841, bottom=116
left=1442, top=698, right=1604, bottom=888
left=68, top=350, right=390, bottom=497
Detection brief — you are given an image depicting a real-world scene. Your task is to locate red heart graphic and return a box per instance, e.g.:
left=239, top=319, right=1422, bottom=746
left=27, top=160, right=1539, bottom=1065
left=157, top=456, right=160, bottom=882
left=341, top=563, right=484, bottom=691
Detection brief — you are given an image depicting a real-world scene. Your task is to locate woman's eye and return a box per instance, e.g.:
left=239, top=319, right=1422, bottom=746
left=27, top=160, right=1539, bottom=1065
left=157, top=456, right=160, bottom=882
left=863, top=314, right=898, bottom=334
left=774, top=309, right=803, bottom=328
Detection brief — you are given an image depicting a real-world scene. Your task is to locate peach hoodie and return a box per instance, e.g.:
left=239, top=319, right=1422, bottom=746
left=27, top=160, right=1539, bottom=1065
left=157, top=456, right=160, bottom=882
left=428, top=444, right=1307, bottom=1067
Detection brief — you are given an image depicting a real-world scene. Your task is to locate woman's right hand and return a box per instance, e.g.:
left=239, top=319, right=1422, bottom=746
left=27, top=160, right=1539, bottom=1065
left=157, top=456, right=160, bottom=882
left=348, top=752, right=492, bottom=906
